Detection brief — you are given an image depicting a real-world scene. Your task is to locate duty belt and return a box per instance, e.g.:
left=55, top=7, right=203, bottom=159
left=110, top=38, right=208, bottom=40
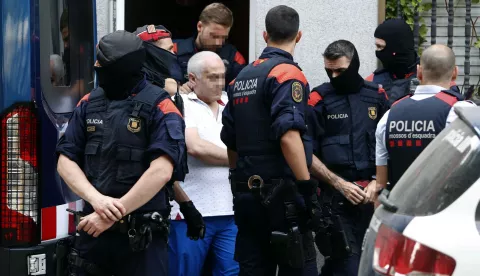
left=109, top=211, right=170, bottom=234
left=233, top=175, right=296, bottom=207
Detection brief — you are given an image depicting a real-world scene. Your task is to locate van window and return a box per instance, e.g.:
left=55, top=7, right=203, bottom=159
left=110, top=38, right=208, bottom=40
left=389, top=119, right=480, bottom=216
left=39, top=0, right=94, bottom=128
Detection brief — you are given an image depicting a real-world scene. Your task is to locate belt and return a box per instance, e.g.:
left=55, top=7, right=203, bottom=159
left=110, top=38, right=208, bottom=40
left=109, top=211, right=169, bottom=234
left=234, top=175, right=284, bottom=193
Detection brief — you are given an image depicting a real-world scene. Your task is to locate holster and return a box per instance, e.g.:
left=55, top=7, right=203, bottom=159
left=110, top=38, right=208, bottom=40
left=315, top=185, right=360, bottom=259
left=270, top=188, right=306, bottom=268
left=126, top=211, right=170, bottom=252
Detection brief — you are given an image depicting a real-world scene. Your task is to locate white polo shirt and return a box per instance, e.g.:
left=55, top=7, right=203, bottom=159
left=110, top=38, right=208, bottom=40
left=375, top=85, right=476, bottom=166
left=170, top=91, right=233, bottom=219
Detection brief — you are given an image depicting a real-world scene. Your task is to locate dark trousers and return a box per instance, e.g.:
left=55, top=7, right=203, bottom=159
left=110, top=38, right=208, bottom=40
left=73, top=230, right=168, bottom=276
left=233, top=193, right=318, bottom=276
left=319, top=197, right=374, bottom=276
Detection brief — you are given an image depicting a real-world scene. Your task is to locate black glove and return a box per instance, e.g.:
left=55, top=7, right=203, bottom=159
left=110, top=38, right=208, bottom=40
left=179, top=201, right=205, bottom=240
left=296, top=179, right=318, bottom=197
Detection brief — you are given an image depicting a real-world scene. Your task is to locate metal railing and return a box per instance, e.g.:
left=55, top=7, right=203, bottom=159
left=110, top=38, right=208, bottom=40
left=392, top=0, right=478, bottom=97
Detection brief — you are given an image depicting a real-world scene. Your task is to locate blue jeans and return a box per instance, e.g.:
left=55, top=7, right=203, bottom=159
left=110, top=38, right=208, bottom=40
left=168, top=215, right=239, bottom=276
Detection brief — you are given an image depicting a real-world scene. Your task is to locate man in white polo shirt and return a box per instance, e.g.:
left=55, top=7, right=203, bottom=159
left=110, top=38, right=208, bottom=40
left=168, top=51, right=238, bottom=276
left=370, top=44, right=476, bottom=203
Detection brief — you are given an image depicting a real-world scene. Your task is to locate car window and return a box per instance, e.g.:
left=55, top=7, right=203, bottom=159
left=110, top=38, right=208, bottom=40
left=39, top=0, right=94, bottom=130
left=389, top=119, right=480, bottom=216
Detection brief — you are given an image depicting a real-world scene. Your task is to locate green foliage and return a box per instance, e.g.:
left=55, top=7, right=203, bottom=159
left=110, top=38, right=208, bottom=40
left=385, top=0, right=432, bottom=52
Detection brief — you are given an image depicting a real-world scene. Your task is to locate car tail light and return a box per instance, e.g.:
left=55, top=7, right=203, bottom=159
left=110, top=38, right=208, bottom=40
left=0, top=105, right=39, bottom=246
left=373, top=224, right=456, bottom=276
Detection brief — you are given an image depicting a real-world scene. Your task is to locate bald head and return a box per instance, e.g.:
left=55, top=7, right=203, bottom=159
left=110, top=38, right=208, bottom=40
left=419, top=44, right=457, bottom=85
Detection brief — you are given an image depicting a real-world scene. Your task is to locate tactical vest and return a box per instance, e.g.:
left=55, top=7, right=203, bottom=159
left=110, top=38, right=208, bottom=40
left=372, top=69, right=418, bottom=106
left=312, top=82, right=386, bottom=181
left=232, top=57, right=311, bottom=179
left=386, top=89, right=464, bottom=186
left=175, top=37, right=237, bottom=84
left=83, top=82, right=173, bottom=212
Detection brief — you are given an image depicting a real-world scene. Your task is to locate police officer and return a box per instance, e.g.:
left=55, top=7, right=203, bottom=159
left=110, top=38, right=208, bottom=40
left=366, top=19, right=420, bottom=105
left=135, top=24, right=207, bottom=241
left=135, top=24, right=182, bottom=96
left=221, top=5, right=318, bottom=276
left=173, top=2, right=246, bottom=92
left=308, top=40, right=389, bottom=276
left=375, top=44, right=475, bottom=193
left=56, top=31, right=188, bottom=276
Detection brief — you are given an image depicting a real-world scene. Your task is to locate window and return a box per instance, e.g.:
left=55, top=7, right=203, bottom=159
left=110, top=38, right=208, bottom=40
left=389, top=119, right=480, bottom=216
left=39, top=0, right=94, bottom=129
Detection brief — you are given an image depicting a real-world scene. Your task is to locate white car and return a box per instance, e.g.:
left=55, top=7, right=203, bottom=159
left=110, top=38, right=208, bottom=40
left=359, top=106, right=480, bottom=276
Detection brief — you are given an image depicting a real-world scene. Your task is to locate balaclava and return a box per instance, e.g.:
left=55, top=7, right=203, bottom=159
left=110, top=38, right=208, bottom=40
left=135, top=25, right=179, bottom=86
left=326, top=47, right=364, bottom=94
left=374, top=19, right=417, bottom=78
left=94, top=30, right=146, bottom=100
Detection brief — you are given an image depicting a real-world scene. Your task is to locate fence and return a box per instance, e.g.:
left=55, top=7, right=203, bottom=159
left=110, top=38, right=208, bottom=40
left=390, top=0, right=480, bottom=97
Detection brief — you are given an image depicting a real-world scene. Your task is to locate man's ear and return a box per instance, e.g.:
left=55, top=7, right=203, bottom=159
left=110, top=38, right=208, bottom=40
left=263, top=31, right=268, bottom=44
left=188, top=72, right=197, bottom=85
left=417, top=64, right=423, bottom=82
left=296, top=31, right=302, bottom=43
left=452, top=65, right=458, bottom=81
left=197, top=21, right=203, bottom=33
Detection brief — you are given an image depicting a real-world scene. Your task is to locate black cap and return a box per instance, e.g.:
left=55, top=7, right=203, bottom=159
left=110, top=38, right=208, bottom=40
left=97, top=30, right=144, bottom=67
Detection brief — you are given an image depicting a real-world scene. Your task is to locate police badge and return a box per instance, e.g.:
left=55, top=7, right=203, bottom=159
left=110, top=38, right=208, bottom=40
left=368, top=107, right=377, bottom=120
left=292, top=81, right=303, bottom=103
left=127, top=117, right=141, bottom=133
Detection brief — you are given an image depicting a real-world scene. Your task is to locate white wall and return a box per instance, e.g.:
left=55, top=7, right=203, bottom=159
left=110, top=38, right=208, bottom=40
left=252, top=0, right=379, bottom=88
left=96, top=0, right=109, bottom=41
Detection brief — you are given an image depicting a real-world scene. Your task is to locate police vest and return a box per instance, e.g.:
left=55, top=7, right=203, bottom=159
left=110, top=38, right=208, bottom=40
left=83, top=83, right=173, bottom=212
left=311, top=81, right=385, bottom=181
left=175, top=37, right=237, bottom=84
left=232, top=57, right=311, bottom=178
left=386, top=89, right=464, bottom=186
left=372, top=69, right=418, bottom=106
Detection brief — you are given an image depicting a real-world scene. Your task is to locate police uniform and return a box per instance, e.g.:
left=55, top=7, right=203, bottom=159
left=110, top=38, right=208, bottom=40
left=173, top=36, right=246, bottom=88
left=221, top=47, right=317, bottom=276
left=308, top=80, right=389, bottom=276
left=375, top=85, right=471, bottom=189
left=56, top=79, right=187, bottom=276
left=366, top=60, right=419, bottom=106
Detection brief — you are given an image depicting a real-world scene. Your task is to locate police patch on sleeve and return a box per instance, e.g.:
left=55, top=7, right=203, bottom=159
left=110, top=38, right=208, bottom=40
left=292, top=82, right=303, bottom=103
left=127, top=117, right=141, bottom=133
left=368, top=107, right=377, bottom=120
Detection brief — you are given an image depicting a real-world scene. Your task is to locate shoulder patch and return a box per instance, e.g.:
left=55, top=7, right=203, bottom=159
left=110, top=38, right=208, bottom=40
left=365, top=73, right=374, bottom=82
left=76, top=93, right=91, bottom=107
left=173, top=42, right=178, bottom=54
left=292, top=82, right=303, bottom=103
left=308, top=91, right=323, bottom=107
left=234, top=51, right=246, bottom=65
left=268, top=64, right=307, bottom=86
left=253, top=58, right=268, bottom=66
left=158, top=98, right=182, bottom=117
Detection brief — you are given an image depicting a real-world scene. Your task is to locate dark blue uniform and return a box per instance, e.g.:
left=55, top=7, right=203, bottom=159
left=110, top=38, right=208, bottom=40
left=308, top=81, right=388, bottom=276
left=221, top=47, right=317, bottom=276
left=366, top=65, right=417, bottom=106
left=386, top=89, right=463, bottom=187
left=366, top=58, right=461, bottom=105
left=56, top=80, right=187, bottom=276
left=173, top=36, right=246, bottom=88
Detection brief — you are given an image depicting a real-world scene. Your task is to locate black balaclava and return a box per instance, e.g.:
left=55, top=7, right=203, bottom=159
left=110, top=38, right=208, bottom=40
left=374, top=19, right=417, bottom=78
left=94, top=30, right=146, bottom=100
left=134, top=25, right=179, bottom=86
left=326, top=48, right=364, bottom=94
